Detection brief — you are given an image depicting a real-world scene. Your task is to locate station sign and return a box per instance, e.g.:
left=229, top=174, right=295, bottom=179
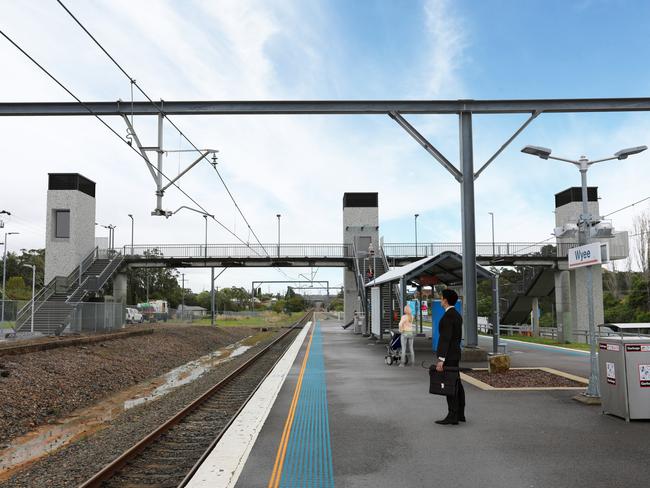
left=568, top=242, right=604, bottom=270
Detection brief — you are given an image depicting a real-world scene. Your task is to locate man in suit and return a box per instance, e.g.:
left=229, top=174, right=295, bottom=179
left=435, top=289, right=466, bottom=425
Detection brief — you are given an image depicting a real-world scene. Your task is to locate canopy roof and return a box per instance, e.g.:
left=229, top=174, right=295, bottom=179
left=365, top=251, right=494, bottom=288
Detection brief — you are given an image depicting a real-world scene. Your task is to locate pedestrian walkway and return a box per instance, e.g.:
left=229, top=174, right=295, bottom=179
left=193, top=314, right=650, bottom=488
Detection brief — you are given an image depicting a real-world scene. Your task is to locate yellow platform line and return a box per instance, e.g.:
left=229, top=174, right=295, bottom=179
left=268, top=323, right=315, bottom=488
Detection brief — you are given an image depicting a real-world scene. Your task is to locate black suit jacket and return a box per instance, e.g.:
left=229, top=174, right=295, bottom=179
left=436, top=307, right=463, bottom=363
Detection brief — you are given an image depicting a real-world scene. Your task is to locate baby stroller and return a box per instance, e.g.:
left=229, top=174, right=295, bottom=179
left=385, top=330, right=408, bottom=366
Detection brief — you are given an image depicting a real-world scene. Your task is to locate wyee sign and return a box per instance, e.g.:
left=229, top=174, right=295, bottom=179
left=568, top=242, right=604, bottom=269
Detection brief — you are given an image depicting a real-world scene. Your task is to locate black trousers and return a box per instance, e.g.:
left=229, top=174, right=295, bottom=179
left=444, top=360, right=465, bottom=420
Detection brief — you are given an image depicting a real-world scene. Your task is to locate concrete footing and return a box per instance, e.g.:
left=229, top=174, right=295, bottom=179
left=573, top=393, right=602, bottom=405
left=461, top=347, right=488, bottom=362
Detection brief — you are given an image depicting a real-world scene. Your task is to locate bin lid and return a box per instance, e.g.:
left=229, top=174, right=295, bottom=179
left=601, top=323, right=650, bottom=334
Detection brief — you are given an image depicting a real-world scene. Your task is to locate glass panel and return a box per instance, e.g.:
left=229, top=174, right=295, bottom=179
left=55, top=210, right=70, bottom=238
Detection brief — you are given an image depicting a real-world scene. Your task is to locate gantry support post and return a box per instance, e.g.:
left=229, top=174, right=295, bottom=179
left=459, top=112, right=478, bottom=348
left=155, top=113, right=164, bottom=215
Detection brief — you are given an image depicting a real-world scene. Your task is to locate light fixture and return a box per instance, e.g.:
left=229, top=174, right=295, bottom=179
left=521, top=145, right=552, bottom=159
left=614, top=146, right=647, bottom=160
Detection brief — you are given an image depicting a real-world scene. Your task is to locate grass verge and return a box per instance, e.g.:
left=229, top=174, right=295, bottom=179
left=193, top=311, right=304, bottom=328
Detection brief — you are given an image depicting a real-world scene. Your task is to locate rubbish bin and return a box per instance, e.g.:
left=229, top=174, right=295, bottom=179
left=598, top=323, right=650, bottom=421
left=354, top=313, right=364, bottom=334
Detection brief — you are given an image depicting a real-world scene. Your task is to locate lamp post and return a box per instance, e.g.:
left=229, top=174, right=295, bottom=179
left=23, top=263, right=35, bottom=333
left=204, top=214, right=208, bottom=259
left=1, top=231, right=19, bottom=323
left=488, top=212, right=495, bottom=256
left=522, top=143, right=647, bottom=399
left=414, top=213, right=419, bottom=257
left=181, top=272, right=186, bottom=321
left=128, top=214, right=134, bottom=255
left=276, top=214, right=281, bottom=258
left=101, top=224, right=116, bottom=251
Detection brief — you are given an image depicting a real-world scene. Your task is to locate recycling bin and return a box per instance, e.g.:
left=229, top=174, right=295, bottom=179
left=598, top=324, right=650, bottom=421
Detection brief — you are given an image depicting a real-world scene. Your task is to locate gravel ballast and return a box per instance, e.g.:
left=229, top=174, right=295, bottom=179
left=0, top=325, right=256, bottom=444
left=0, top=326, right=287, bottom=488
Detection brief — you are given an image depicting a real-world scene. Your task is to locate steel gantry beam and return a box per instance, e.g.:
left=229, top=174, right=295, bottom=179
left=6, top=96, right=650, bottom=348
left=3, top=97, right=650, bottom=116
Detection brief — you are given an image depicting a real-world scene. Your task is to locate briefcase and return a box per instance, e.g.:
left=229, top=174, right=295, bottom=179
left=428, top=366, right=460, bottom=396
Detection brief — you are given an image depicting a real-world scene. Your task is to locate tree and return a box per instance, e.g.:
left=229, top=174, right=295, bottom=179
left=5, top=276, right=30, bottom=300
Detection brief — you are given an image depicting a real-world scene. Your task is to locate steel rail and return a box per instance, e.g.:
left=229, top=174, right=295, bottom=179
left=78, top=311, right=313, bottom=488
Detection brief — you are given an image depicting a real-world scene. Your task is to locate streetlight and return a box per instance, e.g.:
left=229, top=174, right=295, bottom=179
left=522, top=143, right=647, bottom=399
left=128, top=214, right=134, bottom=256
left=203, top=214, right=208, bottom=259
left=414, top=213, right=419, bottom=257
left=23, top=263, right=35, bottom=333
left=488, top=212, right=495, bottom=256
left=100, top=224, right=116, bottom=251
left=1, top=231, right=19, bottom=323
left=276, top=214, right=281, bottom=258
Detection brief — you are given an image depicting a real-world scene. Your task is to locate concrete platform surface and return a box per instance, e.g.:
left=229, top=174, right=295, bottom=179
left=218, top=315, right=650, bottom=488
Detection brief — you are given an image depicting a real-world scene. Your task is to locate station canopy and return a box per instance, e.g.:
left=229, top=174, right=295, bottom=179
left=365, top=251, right=494, bottom=288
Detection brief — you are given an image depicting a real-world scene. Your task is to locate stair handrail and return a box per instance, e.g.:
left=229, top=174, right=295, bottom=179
left=351, top=241, right=367, bottom=314
left=379, top=245, right=402, bottom=311
left=63, top=246, right=99, bottom=291
left=14, top=277, right=60, bottom=331
left=66, top=250, right=124, bottom=305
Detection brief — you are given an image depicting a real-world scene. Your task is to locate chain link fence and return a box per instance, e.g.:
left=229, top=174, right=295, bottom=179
left=1, top=300, right=125, bottom=336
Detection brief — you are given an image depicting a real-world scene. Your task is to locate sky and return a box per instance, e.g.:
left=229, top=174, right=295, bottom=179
left=1, top=0, right=650, bottom=294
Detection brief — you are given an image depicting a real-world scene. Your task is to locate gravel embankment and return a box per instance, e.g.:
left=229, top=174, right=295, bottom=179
left=0, top=328, right=284, bottom=488
left=0, top=326, right=255, bottom=444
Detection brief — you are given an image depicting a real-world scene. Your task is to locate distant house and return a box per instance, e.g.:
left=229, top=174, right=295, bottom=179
left=177, top=305, right=207, bottom=318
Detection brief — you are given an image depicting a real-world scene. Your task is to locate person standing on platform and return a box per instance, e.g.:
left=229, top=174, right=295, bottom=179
left=368, top=241, right=375, bottom=258
left=398, top=304, right=415, bottom=367
left=435, top=289, right=466, bottom=425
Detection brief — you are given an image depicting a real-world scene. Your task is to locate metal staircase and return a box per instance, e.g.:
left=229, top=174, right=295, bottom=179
left=501, top=267, right=555, bottom=325
left=15, top=248, right=124, bottom=335
left=351, top=244, right=399, bottom=336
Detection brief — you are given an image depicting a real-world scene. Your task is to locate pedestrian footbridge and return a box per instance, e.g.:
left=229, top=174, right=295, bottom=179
left=121, top=241, right=577, bottom=268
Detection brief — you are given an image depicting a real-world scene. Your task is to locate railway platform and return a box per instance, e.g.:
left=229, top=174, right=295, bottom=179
left=187, top=315, right=650, bottom=488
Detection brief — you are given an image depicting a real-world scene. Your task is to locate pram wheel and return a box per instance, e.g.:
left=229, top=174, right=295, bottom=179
left=385, top=355, right=393, bottom=365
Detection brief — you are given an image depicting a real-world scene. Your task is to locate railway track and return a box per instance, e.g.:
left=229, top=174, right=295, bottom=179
left=78, top=312, right=313, bottom=488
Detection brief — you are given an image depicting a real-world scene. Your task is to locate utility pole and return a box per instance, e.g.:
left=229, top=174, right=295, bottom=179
left=23, top=264, right=35, bottom=333
left=276, top=214, right=281, bottom=258
left=128, top=214, right=134, bottom=255
left=414, top=213, right=419, bottom=257
left=211, top=267, right=215, bottom=326
left=204, top=214, right=208, bottom=259
left=489, top=212, right=495, bottom=256
left=181, top=273, right=185, bottom=321
left=1, top=231, right=19, bottom=323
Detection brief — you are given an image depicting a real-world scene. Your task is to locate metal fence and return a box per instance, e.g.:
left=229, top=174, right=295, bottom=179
left=68, top=302, right=125, bottom=334
left=0, top=299, right=29, bottom=324
left=2, top=300, right=125, bottom=336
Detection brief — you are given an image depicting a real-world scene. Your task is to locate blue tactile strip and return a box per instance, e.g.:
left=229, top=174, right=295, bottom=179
left=279, top=321, right=334, bottom=488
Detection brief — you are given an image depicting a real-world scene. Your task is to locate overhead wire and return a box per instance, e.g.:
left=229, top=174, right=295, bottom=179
left=55, top=0, right=271, bottom=260
left=54, top=0, right=303, bottom=281
left=0, top=27, right=262, bottom=255
left=603, top=196, right=650, bottom=218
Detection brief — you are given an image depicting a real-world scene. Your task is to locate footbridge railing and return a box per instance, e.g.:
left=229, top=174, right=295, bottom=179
left=121, top=240, right=605, bottom=262
left=123, top=243, right=354, bottom=260
left=382, top=241, right=579, bottom=259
